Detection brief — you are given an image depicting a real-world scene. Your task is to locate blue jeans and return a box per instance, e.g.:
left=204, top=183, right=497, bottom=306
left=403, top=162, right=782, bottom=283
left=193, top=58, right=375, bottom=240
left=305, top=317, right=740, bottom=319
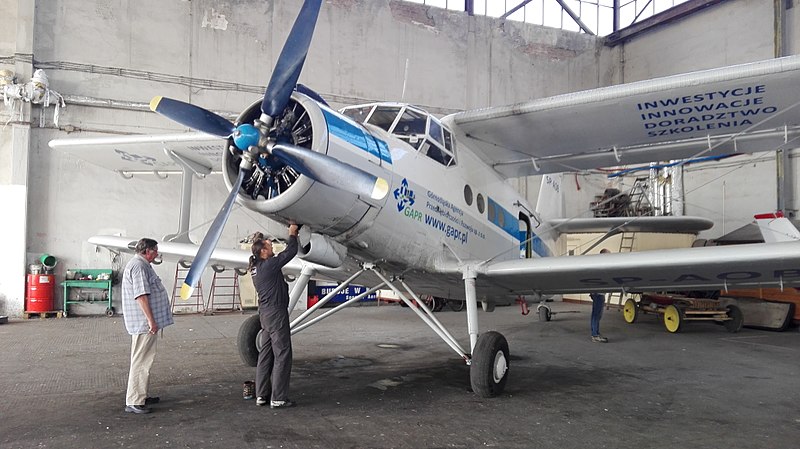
left=590, top=293, right=605, bottom=336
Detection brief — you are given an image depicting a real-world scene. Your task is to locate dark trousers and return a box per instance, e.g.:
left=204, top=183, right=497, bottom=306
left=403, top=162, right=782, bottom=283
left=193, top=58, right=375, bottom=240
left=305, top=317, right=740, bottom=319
left=255, top=308, right=293, bottom=401
left=590, top=293, right=605, bottom=336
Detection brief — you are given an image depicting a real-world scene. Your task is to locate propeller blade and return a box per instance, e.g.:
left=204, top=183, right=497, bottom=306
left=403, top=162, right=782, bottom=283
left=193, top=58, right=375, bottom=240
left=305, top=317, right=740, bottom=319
left=272, top=144, right=389, bottom=200
left=150, top=96, right=237, bottom=138
left=261, top=0, right=323, bottom=117
left=180, top=170, right=246, bottom=300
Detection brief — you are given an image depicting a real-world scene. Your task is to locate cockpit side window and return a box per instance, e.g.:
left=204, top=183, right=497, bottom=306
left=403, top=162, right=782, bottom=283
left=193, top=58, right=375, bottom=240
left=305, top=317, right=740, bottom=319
left=368, top=106, right=402, bottom=131
left=428, top=119, right=444, bottom=146
left=443, top=129, right=454, bottom=152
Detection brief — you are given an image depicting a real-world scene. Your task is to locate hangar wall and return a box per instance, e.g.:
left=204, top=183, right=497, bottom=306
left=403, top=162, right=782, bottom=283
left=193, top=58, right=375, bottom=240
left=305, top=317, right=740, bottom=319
left=0, top=0, right=606, bottom=316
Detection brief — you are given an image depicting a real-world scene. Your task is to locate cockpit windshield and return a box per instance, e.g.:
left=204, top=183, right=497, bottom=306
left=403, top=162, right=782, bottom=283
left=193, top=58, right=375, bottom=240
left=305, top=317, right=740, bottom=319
left=339, top=103, right=457, bottom=167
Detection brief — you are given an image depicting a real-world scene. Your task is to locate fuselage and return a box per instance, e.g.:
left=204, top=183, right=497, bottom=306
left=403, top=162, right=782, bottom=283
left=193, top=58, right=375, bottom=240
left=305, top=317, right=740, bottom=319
left=223, top=93, right=557, bottom=287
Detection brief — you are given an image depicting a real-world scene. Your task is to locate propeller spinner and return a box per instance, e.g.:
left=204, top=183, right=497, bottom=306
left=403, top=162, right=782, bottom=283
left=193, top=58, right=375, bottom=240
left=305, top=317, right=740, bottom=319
left=148, top=0, right=388, bottom=300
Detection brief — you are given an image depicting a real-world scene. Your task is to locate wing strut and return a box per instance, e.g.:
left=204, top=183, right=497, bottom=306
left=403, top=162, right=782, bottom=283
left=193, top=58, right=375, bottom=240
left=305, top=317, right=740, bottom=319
left=162, top=149, right=213, bottom=244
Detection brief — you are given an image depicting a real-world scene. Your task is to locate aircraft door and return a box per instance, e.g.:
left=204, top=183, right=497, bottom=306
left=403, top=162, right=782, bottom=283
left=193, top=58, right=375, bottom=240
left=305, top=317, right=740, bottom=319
left=519, top=213, right=532, bottom=259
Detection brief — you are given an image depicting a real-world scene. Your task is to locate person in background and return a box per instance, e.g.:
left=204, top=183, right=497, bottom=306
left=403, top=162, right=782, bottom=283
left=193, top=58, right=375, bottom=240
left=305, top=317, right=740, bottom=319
left=122, top=238, right=174, bottom=414
left=250, top=223, right=299, bottom=408
left=590, top=248, right=610, bottom=343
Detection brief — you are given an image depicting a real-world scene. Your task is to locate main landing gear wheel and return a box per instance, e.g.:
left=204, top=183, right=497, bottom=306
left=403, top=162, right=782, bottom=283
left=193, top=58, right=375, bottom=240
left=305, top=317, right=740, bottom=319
left=470, top=331, right=509, bottom=398
left=663, top=305, right=684, bottom=333
left=237, top=314, right=261, bottom=367
left=724, top=304, right=744, bottom=333
left=448, top=299, right=465, bottom=312
left=622, top=298, right=638, bottom=324
left=537, top=305, right=551, bottom=322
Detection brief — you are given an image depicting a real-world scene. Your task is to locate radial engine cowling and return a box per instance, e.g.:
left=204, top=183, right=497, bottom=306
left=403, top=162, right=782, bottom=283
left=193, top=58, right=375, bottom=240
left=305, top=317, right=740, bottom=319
left=222, top=92, right=374, bottom=236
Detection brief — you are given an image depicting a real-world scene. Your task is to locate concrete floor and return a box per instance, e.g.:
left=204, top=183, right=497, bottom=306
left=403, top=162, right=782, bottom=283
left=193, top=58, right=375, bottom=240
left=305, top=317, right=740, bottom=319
left=1, top=301, right=799, bottom=449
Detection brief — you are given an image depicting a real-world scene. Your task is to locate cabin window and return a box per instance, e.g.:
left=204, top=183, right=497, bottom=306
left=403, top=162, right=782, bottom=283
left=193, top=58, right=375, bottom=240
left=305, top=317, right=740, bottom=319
left=477, top=193, right=485, bottom=214
left=464, top=185, right=473, bottom=205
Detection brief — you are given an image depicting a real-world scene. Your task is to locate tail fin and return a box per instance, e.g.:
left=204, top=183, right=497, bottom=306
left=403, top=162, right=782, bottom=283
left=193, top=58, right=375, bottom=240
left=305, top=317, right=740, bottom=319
left=754, top=211, right=800, bottom=243
left=536, top=174, right=564, bottom=222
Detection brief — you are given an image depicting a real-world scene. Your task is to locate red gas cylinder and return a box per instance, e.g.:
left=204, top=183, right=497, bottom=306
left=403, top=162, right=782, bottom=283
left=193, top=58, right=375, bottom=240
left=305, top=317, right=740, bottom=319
left=26, top=274, right=55, bottom=312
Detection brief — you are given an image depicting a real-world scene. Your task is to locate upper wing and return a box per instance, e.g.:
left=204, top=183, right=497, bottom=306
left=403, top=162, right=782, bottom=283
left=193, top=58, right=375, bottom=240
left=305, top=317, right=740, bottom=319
left=88, top=235, right=342, bottom=278
left=545, top=216, right=713, bottom=235
left=49, top=132, right=222, bottom=174
left=478, top=242, right=800, bottom=294
left=446, top=55, right=800, bottom=177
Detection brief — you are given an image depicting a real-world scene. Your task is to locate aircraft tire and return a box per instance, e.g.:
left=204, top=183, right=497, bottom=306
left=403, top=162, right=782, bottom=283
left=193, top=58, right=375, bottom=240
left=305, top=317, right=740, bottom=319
left=432, top=297, right=445, bottom=312
left=724, top=305, right=743, bottom=333
left=237, top=314, right=261, bottom=367
left=538, top=306, right=551, bottom=322
left=447, top=300, right=465, bottom=312
left=470, top=331, right=509, bottom=398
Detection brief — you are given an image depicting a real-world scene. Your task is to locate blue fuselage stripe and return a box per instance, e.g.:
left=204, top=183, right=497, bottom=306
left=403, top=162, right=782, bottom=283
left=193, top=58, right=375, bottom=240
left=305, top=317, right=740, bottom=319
left=322, top=109, right=392, bottom=164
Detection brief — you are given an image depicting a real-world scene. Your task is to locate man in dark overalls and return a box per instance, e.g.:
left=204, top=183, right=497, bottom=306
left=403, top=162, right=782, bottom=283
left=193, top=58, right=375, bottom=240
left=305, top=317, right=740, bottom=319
left=250, top=224, right=299, bottom=408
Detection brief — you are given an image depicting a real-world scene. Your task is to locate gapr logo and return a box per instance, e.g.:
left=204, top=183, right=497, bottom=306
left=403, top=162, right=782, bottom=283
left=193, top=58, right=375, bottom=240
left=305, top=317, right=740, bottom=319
left=394, top=178, right=422, bottom=221
left=394, top=178, right=415, bottom=212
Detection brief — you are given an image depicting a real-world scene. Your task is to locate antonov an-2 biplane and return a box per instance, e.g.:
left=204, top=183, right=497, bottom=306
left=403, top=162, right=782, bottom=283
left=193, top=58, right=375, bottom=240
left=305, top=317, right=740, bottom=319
left=50, top=0, right=800, bottom=397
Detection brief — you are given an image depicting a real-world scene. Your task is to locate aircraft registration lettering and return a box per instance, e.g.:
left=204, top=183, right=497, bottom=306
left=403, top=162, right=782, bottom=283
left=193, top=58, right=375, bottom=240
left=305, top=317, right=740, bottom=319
left=114, top=149, right=163, bottom=167
left=637, top=84, right=780, bottom=138
left=579, top=269, right=800, bottom=286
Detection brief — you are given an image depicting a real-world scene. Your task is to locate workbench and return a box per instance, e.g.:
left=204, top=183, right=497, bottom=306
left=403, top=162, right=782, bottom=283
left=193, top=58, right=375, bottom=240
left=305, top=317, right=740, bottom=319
left=61, top=269, right=114, bottom=317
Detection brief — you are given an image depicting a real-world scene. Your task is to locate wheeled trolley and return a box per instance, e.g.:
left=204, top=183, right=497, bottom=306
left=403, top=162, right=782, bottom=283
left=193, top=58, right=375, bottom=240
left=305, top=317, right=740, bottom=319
left=621, top=293, right=743, bottom=333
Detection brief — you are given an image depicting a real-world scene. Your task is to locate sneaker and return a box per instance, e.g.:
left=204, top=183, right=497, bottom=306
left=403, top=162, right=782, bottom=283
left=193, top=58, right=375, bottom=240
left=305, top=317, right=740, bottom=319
left=591, top=335, right=609, bottom=343
left=270, top=399, right=295, bottom=409
left=124, top=405, right=151, bottom=414
left=256, top=397, right=268, bottom=406
left=145, top=396, right=160, bottom=405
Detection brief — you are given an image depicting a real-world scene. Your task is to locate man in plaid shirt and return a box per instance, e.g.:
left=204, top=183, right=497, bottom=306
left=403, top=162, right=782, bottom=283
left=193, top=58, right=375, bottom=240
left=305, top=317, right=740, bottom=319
left=122, top=238, right=174, bottom=414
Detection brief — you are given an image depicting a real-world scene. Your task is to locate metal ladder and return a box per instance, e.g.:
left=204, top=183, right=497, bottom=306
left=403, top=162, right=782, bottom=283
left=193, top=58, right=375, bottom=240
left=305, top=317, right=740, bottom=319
left=171, top=263, right=205, bottom=314
left=205, top=271, right=242, bottom=313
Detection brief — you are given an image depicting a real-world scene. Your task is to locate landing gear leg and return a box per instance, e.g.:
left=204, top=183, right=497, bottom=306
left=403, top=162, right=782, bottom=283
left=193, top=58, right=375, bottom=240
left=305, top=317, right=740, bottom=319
left=463, top=268, right=509, bottom=397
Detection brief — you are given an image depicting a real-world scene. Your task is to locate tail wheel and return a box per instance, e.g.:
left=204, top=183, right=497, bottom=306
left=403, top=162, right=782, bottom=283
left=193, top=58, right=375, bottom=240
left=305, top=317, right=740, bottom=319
left=622, top=298, right=638, bottom=324
left=237, top=314, right=261, bottom=367
left=724, top=304, right=744, bottom=333
left=537, top=305, right=551, bottom=322
left=663, top=305, right=684, bottom=333
left=470, top=331, right=509, bottom=398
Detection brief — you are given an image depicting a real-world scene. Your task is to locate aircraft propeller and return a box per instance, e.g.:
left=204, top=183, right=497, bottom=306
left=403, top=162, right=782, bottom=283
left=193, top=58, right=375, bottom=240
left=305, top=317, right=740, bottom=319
left=148, top=0, right=388, bottom=300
